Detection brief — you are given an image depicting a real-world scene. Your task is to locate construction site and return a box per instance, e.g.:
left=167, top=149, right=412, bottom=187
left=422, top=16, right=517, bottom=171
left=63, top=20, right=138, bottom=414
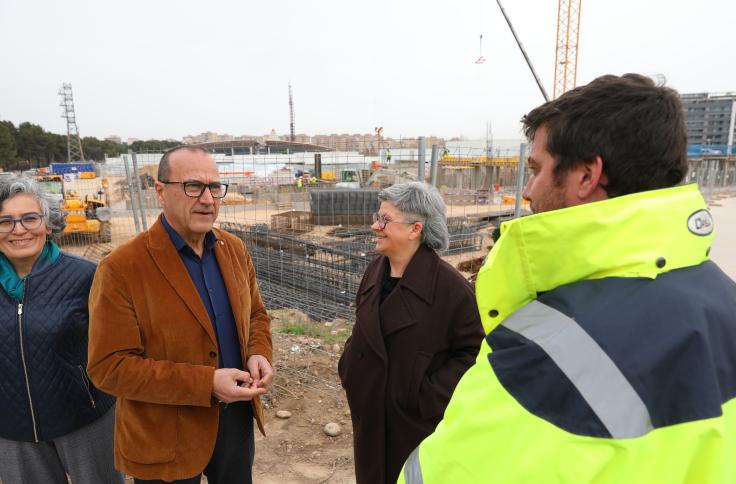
left=39, top=132, right=539, bottom=483
left=41, top=1, right=736, bottom=330
left=39, top=115, right=736, bottom=481
left=50, top=148, right=736, bottom=314
left=3, top=0, right=735, bottom=481
left=55, top=150, right=527, bottom=310
left=35, top=141, right=735, bottom=483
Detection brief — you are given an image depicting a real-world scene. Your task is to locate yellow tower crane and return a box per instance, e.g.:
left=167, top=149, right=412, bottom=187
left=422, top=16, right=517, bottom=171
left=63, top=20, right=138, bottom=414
left=553, top=0, right=583, bottom=99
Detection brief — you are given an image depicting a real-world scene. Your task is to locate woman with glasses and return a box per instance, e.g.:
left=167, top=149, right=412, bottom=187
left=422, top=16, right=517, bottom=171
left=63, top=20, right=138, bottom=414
left=0, top=176, right=122, bottom=484
left=338, top=182, right=484, bottom=484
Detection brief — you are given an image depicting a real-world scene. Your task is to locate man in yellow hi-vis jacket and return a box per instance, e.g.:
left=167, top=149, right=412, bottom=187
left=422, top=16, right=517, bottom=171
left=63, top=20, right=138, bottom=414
left=399, top=74, right=736, bottom=483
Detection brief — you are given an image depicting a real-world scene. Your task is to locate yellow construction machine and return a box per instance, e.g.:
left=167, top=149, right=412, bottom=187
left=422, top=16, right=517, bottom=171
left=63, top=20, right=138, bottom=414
left=60, top=196, right=112, bottom=243
left=35, top=175, right=112, bottom=243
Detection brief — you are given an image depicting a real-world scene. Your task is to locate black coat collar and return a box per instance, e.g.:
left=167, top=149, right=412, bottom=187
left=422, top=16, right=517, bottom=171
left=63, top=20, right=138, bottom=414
left=360, top=244, right=439, bottom=306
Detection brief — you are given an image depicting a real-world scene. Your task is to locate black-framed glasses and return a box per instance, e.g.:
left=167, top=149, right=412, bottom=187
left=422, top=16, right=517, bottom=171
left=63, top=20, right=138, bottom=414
left=159, top=180, right=229, bottom=199
left=371, top=212, right=417, bottom=230
left=0, top=213, right=45, bottom=233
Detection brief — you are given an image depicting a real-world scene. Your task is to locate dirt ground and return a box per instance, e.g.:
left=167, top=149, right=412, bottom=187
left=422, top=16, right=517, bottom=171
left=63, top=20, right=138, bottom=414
left=251, top=310, right=355, bottom=484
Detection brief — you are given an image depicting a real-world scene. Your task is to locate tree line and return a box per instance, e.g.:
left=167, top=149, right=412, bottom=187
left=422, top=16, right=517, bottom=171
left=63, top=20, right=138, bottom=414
left=0, top=120, right=180, bottom=171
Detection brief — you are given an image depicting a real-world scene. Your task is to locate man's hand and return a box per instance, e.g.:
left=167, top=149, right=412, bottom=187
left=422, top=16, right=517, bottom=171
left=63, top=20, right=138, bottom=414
left=212, top=368, right=266, bottom=403
left=246, top=355, right=274, bottom=391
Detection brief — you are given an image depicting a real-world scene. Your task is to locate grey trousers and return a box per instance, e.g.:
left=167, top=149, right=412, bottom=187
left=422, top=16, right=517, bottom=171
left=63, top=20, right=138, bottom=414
left=0, top=406, right=123, bottom=484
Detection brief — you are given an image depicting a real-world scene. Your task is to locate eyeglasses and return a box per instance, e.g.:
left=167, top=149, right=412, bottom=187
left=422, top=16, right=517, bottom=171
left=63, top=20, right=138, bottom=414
left=159, top=180, right=229, bottom=199
left=0, top=213, right=45, bottom=233
left=371, top=212, right=417, bottom=230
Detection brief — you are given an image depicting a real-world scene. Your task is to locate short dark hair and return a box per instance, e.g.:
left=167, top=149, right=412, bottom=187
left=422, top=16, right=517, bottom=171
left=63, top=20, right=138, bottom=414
left=158, top=146, right=211, bottom=181
left=521, top=73, right=688, bottom=197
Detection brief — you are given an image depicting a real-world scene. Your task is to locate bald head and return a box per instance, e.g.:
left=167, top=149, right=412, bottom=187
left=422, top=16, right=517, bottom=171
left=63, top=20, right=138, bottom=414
left=158, top=146, right=212, bottom=182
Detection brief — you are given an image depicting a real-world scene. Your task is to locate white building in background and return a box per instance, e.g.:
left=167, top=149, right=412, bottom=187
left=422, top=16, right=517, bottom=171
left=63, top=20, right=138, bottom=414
left=101, top=150, right=371, bottom=182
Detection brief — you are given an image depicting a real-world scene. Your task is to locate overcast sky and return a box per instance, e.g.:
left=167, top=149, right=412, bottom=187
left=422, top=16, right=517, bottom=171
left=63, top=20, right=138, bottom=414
left=1, top=0, right=734, bottom=141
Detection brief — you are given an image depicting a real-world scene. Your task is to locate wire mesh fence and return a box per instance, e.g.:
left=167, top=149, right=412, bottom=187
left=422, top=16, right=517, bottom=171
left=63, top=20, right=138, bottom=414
left=28, top=141, right=736, bottom=325
left=687, top=157, right=736, bottom=198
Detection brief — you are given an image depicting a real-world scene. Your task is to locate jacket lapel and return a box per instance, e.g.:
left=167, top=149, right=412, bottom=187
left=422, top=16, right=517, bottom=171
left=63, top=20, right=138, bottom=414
left=356, top=257, right=389, bottom=362
left=398, top=244, right=439, bottom=305
left=379, top=246, right=438, bottom=336
left=145, top=218, right=217, bottom=347
left=379, top=288, right=416, bottom=336
left=213, top=234, right=246, bottom=350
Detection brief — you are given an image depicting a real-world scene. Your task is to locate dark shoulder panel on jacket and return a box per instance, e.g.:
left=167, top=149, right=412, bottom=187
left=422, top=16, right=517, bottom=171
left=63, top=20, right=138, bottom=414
left=488, top=261, right=736, bottom=437
left=488, top=325, right=611, bottom=437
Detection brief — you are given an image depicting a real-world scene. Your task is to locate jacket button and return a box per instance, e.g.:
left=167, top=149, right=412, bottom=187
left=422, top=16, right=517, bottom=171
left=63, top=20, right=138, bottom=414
left=656, top=257, right=666, bottom=268
left=358, top=352, right=364, bottom=359
left=209, top=351, right=217, bottom=358
left=489, top=309, right=499, bottom=318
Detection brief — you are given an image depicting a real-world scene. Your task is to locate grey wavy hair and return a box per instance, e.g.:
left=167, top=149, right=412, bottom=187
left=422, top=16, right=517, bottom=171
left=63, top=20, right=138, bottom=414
left=378, top=182, right=449, bottom=251
left=0, top=175, right=66, bottom=234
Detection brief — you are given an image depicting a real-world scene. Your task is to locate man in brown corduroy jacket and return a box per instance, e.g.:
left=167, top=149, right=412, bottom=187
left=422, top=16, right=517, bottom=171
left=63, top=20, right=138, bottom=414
left=88, top=146, right=273, bottom=484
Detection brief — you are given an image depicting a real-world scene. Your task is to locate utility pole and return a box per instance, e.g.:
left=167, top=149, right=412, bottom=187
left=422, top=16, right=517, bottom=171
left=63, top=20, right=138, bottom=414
left=486, top=121, right=494, bottom=159
left=58, top=83, right=85, bottom=162
left=375, top=126, right=384, bottom=161
left=288, top=82, right=295, bottom=142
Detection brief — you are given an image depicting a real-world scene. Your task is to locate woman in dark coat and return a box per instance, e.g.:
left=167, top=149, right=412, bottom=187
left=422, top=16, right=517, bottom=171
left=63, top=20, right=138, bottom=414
left=338, top=182, right=484, bottom=484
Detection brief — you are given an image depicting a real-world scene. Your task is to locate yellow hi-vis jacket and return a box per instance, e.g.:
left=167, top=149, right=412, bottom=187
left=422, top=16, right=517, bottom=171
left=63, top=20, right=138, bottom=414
left=399, top=184, right=736, bottom=483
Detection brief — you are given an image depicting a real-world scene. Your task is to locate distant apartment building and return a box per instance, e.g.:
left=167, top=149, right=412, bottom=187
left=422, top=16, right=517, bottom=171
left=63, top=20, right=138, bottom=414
left=183, top=132, right=211, bottom=144
left=234, top=135, right=261, bottom=142
left=182, top=130, right=446, bottom=154
left=183, top=131, right=236, bottom=144
left=278, top=133, right=312, bottom=144
left=105, top=135, right=122, bottom=144
left=311, top=133, right=377, bottom=151
left=308, top=134, right=445, bottom=153
left=681, top=92, right=736, bottom=151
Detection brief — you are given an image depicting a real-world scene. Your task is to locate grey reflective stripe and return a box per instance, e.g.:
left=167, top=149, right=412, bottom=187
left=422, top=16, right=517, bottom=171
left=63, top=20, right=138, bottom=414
left=502, top=300, right=654, bottom=438
left=404, top=446, right=424, bottom=484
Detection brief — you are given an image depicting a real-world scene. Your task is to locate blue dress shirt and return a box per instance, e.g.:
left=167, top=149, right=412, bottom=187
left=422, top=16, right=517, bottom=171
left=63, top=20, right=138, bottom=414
left=161, top=215, right=244, bottom=370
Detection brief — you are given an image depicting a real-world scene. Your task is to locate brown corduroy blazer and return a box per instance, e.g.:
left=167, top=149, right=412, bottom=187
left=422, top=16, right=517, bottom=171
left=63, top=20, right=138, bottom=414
left=87, top=218, right=272, bottom=481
